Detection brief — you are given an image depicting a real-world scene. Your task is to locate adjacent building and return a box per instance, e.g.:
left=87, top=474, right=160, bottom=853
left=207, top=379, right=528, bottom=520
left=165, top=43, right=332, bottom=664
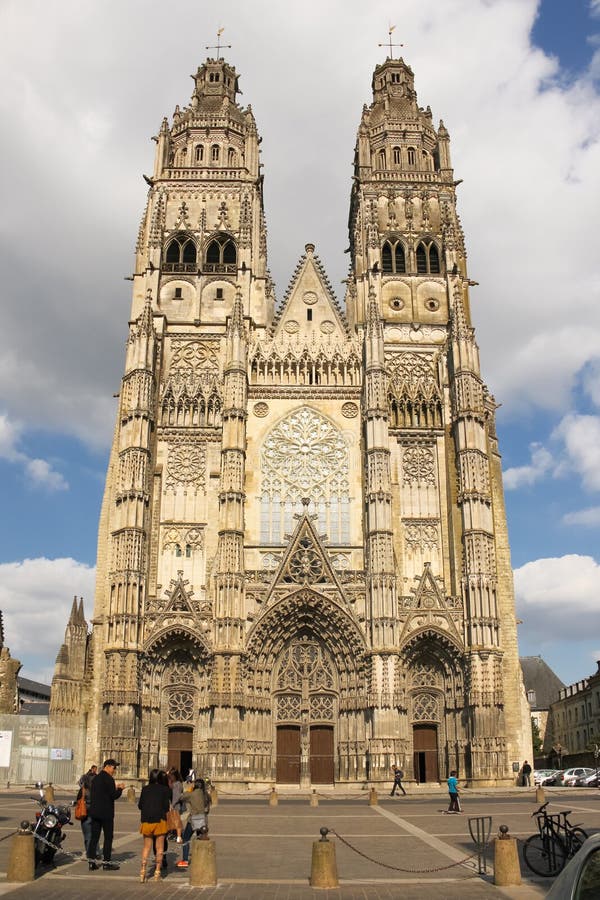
left=50, top=53, right=532, bottom=786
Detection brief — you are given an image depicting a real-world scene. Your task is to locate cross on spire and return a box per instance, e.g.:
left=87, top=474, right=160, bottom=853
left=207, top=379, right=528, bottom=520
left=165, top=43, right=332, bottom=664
left=378, top=24, right=403, bottom=59
left=205, top=27, right=231, bottom=59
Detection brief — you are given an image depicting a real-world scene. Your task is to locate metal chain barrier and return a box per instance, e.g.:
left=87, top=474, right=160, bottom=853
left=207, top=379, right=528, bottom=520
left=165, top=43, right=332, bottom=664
left=328, top=828, right=480, bottom=876
left=28, top=828, right=199, bottom=865
left=0, top=830, right=17, bottom=843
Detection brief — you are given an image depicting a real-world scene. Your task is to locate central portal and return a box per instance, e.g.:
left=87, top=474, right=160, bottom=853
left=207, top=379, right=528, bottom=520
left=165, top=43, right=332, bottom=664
left=274, top=636, right=338, bottom=785
left=167, top=726, right=193, bottom=779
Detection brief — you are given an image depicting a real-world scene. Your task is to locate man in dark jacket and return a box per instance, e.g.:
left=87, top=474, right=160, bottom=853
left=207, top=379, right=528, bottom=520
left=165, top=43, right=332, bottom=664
left=87, top=759, right=125, bottom=870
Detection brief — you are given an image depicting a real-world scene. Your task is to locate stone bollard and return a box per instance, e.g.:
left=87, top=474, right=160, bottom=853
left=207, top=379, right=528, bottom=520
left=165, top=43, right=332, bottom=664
left=493, top=826, right=521, bottom=886
left=368, top=787, right=378, bottom=806
left=189, top=833, right=217, bottom=886
left=535, top=786, right=545, bottom=805
left=44, top=783, right=55, bottom=803
left=7, top=827, right=35, bottom=883
left=127, top=786, right=136, bottom=803
left=269, top=787, right=278, bottom=806
left=210, top=785, right=218, bottom=807
left=310, top=790, right=319, bottom=807
left=310, top=828, right=339, bottom=889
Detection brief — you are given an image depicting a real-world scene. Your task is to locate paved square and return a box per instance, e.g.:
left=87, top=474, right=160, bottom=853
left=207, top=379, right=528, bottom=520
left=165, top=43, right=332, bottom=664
left=1, top=787, right=598, bottom=898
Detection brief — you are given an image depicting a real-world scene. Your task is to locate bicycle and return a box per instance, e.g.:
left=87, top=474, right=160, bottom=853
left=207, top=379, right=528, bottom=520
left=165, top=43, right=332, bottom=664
left=522, top=801, right=588, bottom=877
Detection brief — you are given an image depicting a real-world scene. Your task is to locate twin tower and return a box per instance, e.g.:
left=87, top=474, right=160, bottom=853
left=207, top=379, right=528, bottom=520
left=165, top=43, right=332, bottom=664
left=51, top=54, right=531, bottom=785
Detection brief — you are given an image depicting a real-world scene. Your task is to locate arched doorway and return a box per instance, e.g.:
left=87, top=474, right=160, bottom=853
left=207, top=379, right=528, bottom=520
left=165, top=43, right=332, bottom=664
left=168, top=726, right=193, bottom=778
left=413, top=724, right=439, bottom=783
left=274, top=637, right=337, bottom=785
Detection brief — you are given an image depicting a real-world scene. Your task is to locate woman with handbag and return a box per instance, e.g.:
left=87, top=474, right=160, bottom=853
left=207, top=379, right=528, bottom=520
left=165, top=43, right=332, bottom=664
left=167, top=768, right=184, bottom=843
left=175, top=777, right=211, bottom=868
left=138, top=768, right=171, bottom=882
left=75, top=774, right=93, bottom=858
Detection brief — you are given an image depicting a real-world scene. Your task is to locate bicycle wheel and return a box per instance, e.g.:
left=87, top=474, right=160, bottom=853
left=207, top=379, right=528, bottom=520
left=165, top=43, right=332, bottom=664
left=569, top=827, right=588, bottom=856
left=523, top=833, right=568, bottom=876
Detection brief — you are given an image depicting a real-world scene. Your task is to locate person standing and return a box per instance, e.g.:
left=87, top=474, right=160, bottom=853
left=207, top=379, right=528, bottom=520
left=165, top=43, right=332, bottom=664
left=522, top=761, right=532, bottom=787
left=390, top=765, right=406, bottom=796
left=75, top=773, right=94, bottom=858
left=87, top=759, right=125, bottom=870
left=175, top=777, right=211, bottom=868
left=446, top=770, right=461, bottom=813
left=138, top=769, right=171, bottom=882
left=79, top=764, right=97, bottom=787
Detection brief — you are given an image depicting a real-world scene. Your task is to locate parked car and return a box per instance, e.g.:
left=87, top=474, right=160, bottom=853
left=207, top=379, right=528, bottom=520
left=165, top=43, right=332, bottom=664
left=546, top=832, right=600, bottom=899
left=535, top=769, right=562, bottom=786
left=575, top=771, right=599, bottom=787
left=557, top=767, right=596, bottom=786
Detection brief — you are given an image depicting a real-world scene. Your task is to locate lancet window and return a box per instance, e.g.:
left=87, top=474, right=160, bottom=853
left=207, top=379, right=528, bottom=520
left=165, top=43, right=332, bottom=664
left=163, top=234, right=197, bottom=273
left=204, top=234, right=237, bottom=273
left=416, top=241, right=441, bottom=275
left=382, top=239, right=406, bottom=274
left=260, top=407, right=351, bottom=544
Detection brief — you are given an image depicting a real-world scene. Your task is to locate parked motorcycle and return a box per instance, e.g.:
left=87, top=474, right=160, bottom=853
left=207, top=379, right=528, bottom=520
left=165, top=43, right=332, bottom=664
left=24, top=782, right=73, bottom=865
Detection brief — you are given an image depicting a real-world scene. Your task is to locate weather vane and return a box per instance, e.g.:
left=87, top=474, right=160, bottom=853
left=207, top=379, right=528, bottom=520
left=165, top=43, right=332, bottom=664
left=378, top=24, right=403, bottom=59
left=206, top=27, right=231, bottom=60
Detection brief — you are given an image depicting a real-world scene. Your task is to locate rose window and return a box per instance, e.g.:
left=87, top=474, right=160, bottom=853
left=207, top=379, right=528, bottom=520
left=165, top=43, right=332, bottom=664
left=168, top=690, right=194, bottom=721
left=260, top=407, right=350, bottom=543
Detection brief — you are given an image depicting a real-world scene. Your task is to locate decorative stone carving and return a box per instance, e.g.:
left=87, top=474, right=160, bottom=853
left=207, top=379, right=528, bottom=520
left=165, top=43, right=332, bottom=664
left=341, top=402, right=358, bottom=418
left=402, top=445, right=436, bottom=486
left=253, top=402, right=269, bottom=417
left=166, top=442, right=206, bottom=488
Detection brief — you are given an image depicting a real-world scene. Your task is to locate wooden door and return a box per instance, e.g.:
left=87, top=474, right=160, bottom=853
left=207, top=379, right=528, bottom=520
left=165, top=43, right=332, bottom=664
left=413, top=724, right=439, bottom=782
left=167, top=726, right=193, bottom=774
left=276, top=726, right=300, bottom=783
left=310, top=726, right=334, bottom=784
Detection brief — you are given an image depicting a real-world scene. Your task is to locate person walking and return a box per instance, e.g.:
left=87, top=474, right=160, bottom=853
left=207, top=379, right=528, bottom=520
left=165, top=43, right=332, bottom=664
left=522, top=761, right=532, bottom=786
left=390, top=765, right=406, bottom=796
left=175, top=777, right=211, bottom=868
left=446, top=770, right=461, bottom=813
left=138, top=769, right=171, bottom=883
left=87, top=759, right=125, bottom=870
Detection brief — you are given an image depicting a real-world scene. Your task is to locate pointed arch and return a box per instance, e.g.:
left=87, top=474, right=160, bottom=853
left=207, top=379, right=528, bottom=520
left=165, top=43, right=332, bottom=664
left=244, top=587, right=368, bottom=708
left=163, top=234, right=197, bottom=272
left=204, top=233, right=237, bottom=273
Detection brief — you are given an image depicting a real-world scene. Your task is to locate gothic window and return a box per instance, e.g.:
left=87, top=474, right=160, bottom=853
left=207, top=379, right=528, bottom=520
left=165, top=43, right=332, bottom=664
left=378, top=148, right=386, bottom=169
left=204, top=234, right=237, bottom=273
left=416, top=241, right=441, bottom=275
left=163, top=235, right=197, bottom=273
left=382, top=239, right=406, bottom=274
left=407, top=147, right=416, bottom=167
left=422, top=150, right=432, bottom=171
left=260, top=407, right=351, bottom=544
left=195, top=144, right=204, bottom=163
left=227, top=147, right=237, bottom=166
left=393, top=146, right=401, bottom=165
left=211, top=144, right=220, bottom=162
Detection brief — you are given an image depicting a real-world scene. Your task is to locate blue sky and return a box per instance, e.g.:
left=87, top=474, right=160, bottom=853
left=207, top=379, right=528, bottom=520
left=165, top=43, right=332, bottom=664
left=0, top=0, right=599, bottom=689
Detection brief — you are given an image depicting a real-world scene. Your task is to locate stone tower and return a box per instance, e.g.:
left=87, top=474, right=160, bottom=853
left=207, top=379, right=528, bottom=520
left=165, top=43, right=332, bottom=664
left=51, top=53, right=531, bottom=785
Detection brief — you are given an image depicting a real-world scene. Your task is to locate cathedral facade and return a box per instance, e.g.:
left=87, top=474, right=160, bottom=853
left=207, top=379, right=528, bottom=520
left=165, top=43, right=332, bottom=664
left=51, top=54, right=531, bottom=786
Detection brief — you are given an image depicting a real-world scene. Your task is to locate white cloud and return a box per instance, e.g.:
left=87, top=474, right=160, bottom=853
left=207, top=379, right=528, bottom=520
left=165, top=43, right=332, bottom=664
left=582, top=359, right=600, bottom=407
left=553, top=413, right=600, bottom=490
left=514, top=554, right=600, bottom=643
left=0, top=0, right=598, bottom=453
left=563, top=506, right=600, bottom=526
left=0, top=412, right=68, bottom=491
left=504, top=442, right=554, bottom=490
left=0, top=558, right=96, bottom=683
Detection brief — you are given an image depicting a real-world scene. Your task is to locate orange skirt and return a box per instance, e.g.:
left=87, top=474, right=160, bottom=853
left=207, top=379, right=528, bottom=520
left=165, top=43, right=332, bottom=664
left=140, top=819, right=168, bottom=836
